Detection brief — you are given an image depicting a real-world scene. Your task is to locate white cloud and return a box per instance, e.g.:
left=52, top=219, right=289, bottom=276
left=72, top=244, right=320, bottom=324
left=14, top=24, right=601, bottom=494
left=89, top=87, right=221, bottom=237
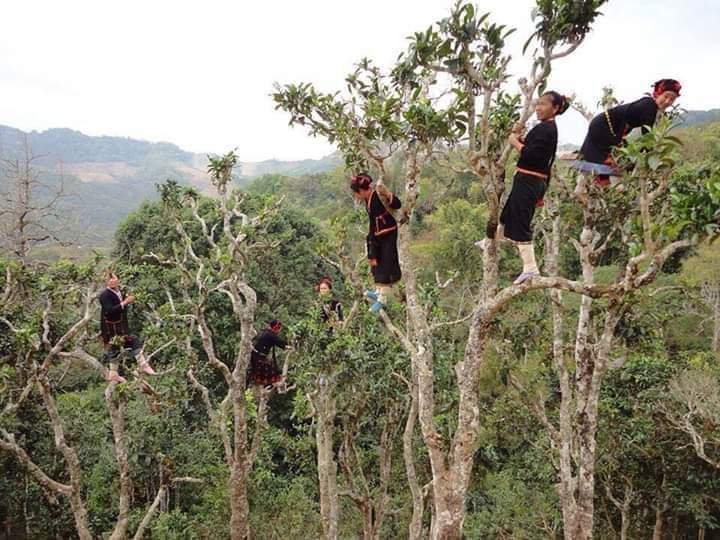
left=1, top=0, right=717, bottom=161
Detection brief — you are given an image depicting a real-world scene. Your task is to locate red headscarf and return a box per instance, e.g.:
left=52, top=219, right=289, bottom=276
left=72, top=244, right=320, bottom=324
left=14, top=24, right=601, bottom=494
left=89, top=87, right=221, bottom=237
left=268, top=319, right=282, bottom=332
left=652, top=79, right=682, bottom=98
left=350, top=172, right=373, bottom=192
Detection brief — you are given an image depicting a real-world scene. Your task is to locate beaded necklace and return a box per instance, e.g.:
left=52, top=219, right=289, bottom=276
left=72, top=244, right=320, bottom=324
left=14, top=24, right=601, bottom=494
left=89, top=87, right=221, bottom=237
left=604, top=109, right=617, bottom=138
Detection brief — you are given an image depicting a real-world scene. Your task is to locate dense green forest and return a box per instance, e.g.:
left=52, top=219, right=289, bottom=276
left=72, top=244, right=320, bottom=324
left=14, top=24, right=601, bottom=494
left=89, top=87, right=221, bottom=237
left=2, top=2, right=720, bottom=539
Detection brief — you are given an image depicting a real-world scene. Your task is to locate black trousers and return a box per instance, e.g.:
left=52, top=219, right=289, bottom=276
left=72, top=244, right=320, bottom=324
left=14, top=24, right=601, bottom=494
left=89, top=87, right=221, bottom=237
left=500, top=172, right=547, bottom=242
left=103, top=335, right=141, bottom=362
left=369, top=230, right=402, bottom=285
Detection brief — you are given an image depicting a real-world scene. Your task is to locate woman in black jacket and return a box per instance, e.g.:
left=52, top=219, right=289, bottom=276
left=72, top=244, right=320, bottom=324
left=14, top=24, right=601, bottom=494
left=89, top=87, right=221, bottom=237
left=248, top=319, right=288, bottom=387
left=99, top=271, right=156, bottom=382
left=317, top=277, right=343, bottom=326
left=476, top=91, right=569, bottom=284
left=350, top=172, right=402, bottom=313
left=573, top=78, right=681, bottom=185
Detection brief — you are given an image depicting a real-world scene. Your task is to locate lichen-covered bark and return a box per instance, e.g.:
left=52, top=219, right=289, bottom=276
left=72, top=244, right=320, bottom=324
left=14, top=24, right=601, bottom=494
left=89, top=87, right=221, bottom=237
left=106, top=384, right=132, bottom=540
left=314, top=380, right=339, bottom=540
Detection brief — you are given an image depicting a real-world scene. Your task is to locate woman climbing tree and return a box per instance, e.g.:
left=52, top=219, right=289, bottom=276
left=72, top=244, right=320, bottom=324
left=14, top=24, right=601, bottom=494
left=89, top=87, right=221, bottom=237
left=99, top=270, right=156, bottom=383
left=572, top=78, right=681, bottom=184
left=248, top=319, right=288, bottom=388
left=350, top=172, right=402, bottom=313
left=476, top=91, right=570, bottom=284
left=316, top=277, right=343, bottom=326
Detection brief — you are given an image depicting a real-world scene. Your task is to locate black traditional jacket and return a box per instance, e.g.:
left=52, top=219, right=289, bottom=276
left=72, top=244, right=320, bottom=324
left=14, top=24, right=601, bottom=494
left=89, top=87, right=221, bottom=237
left=99, top=288, right=130, bottom=342
left=580, top=96, right=658, bottom=164
left=516, top=120, right=558, bottom=178
left=252, top=330, right=287, bottom=358
left=320, top=300, right=343, bottom=323
left=366, top=189, right=402, bottom=260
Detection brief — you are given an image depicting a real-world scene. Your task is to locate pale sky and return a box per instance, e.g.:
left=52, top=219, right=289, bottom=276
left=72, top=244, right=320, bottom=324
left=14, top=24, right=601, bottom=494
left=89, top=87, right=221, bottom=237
left=1, top=0, right=718, bottom=162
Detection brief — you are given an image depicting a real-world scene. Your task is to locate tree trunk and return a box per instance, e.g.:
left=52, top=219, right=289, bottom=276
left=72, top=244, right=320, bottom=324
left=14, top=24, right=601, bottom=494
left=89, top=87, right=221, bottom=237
left=544, top=212, right=579, bottom=536
left=361, top=504, right=373, bottom=540
left=229, top=382, right=250, bottom=540
left=229, top=463, right=249, bottom=540
left=430, top=478, right=466, bottom=539
left=428, top=323, right=493, bottom=539
left=653, top=505, right=664, bottom=540
left=422, top=168, right=503, bottom=540
left=403, top=382, right=424, bottom=540
left=106, top=384, right=131, bottom=540
left=564, top=193, right=599, bottom=540
left=569, top=431, right=597, bottom=540
left=370, top=405, right=398, bottom=540
left=397, top=224, right=451, bottom=538
left=712, top=301, right=720, bottom=353
left=399, top=221, right=463, bottom=540
left=604, top=477, right=634, bottom=540
left=619, top=510, right=629, bottom=540
left=24, top=475, right=31, bottom=539
left=38, top=380, right=93, bottom=540
left=315, top=379, right=339, bottom=540
left=398, top=196, right=499, bottom=539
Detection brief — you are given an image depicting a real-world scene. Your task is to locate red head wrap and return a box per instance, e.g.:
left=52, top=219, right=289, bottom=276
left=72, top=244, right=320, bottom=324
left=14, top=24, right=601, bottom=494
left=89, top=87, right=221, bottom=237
left=350, top=172, right=373, bottom=192
left=268, top=319, right=282, bottom=332
left=652, top=79, right=682, bottom=98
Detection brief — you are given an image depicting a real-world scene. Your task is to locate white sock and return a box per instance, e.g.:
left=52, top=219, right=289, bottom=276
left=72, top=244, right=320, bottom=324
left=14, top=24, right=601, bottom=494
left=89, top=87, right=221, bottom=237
left=108, top=361, right=119, bottom=379
left=517, top=243, right=539, bottom=274
left=376, top=284, right=392, bottom=304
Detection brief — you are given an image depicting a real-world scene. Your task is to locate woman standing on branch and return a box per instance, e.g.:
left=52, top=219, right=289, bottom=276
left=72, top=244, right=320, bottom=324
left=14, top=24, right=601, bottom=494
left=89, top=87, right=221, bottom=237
left=476, top=91, right=569, bottom=284
left=572, top=78, right=681, bottom=185
left=350, top=172, right=402, bottom=313
left=99, top=270, right=156, bottom=383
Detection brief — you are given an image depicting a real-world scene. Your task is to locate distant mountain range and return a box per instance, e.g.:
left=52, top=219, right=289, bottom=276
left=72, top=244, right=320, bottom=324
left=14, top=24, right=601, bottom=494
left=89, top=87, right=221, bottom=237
left=0, top=125, right=340, bottom=189
left=678, top=109, right=720, bottom=128
left=0, top=124, right=341, bottom=248
left=0, top=108, right=717, bottom=251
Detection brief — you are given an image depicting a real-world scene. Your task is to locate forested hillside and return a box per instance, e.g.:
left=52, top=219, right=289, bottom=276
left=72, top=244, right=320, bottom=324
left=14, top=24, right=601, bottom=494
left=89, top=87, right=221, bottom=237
left=2, top=2, right=720, bottom=539
left=0, top=125, right=340, bottom=251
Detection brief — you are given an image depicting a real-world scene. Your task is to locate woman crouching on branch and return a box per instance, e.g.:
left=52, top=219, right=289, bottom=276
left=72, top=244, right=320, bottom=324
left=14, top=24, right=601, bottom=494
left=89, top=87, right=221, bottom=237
left=572, top=78, right=681, bottom=185
left=247, top=319, right=289, bottom=388
left=350, top=172, right=402, bottom=314
left=476, top=91, right=570, bottom=285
